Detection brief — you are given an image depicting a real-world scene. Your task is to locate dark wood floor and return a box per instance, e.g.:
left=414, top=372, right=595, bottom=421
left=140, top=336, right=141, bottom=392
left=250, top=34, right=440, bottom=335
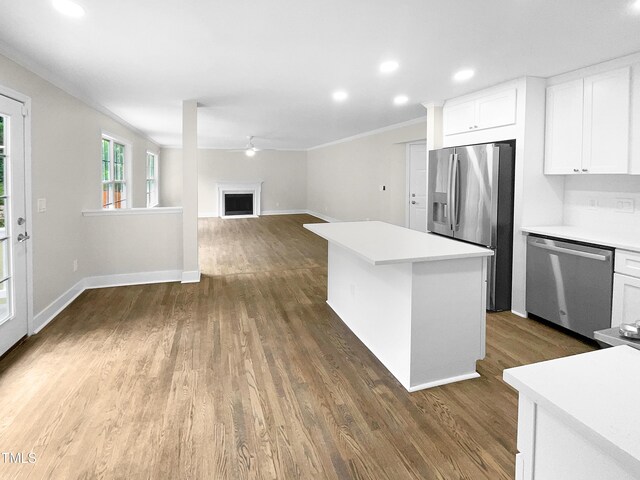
left=0, top=214, right=595, bottom=479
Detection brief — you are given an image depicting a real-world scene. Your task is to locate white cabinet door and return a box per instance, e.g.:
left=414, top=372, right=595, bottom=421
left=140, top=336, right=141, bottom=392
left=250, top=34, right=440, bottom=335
left=544, top=79, right=584, bottom=175
left=582, top=67, right=630, bottom=174
left=611, top=273, right=640, bottom=328
left=476, top=89, right=517, bottom=130
left=443, top=100, right=476, bottom=135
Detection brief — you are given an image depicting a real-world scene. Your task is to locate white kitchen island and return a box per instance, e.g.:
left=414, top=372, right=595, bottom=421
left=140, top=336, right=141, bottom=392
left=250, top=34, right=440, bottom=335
left=304, top=221, right=493, bottom=392
left=504, top=346, right=640, bottom=480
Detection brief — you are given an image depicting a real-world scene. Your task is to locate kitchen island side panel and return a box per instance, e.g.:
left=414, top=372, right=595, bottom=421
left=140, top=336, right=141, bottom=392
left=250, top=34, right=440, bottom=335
left=409, top=257, right=486, bottom=389
left=326, top=243, right=413, bottom=388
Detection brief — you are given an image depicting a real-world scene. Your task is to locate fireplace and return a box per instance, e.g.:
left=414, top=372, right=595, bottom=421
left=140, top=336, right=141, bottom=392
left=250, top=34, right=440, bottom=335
left=224, top=193, right=253, bottom=216
left=216, top=182, right=262, bottom=218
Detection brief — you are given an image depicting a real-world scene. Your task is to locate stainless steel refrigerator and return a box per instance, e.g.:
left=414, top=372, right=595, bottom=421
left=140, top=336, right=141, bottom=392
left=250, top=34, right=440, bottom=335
left=427, top=142, right=515, bottom=311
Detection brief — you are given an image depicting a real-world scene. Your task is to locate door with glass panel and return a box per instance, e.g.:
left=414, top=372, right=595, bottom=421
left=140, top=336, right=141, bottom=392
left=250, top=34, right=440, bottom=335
left=0, top=95, right=29, bottom=357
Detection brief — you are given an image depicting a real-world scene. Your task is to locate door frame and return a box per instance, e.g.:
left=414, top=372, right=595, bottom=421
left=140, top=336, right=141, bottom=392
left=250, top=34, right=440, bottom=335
left=0, top=84, right=34, bottom=336
left=405, top=141, right=427, bottom=228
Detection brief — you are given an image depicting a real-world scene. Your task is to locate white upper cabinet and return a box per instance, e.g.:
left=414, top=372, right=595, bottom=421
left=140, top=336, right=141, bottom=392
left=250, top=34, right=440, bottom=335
left=582, top=68, right=631, bottom=174
left=544, top=67, right=630, bottom=175
left=544, top=79, right=584, bottom=174
left=443, top=88, right=517, bottom=136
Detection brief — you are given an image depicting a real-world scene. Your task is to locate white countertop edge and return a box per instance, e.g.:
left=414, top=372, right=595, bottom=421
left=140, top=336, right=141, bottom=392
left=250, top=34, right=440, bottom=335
left=521, top=225, right=640, bottom=253
left=82, top=207, right=183, bottom=216
left=503, top=350, right=640, bottom=475
left=305, top=225, right=493, bottom=265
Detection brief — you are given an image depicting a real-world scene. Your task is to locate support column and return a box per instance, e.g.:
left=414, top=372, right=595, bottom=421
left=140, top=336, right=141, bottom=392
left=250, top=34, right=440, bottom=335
left=182, top=100, right=200, bottom=283
left=422, top=101, right=444, bottom=152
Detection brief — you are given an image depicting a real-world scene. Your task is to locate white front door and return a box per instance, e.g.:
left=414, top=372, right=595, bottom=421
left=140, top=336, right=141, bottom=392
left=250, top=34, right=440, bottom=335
left=0, top=94, right=29, bottom=357
left=408, top=143, right=427, bottom=231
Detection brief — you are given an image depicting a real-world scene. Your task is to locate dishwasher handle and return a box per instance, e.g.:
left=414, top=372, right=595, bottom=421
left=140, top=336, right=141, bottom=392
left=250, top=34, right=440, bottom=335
left=529, top=240, right=610, bottom=262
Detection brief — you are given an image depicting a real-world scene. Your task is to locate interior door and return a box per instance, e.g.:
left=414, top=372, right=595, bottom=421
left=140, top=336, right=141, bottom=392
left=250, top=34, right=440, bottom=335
left=408, top=143, right=427, bottom=231
left=0, top=94, right=29, bottom=357
left=452, top=144, right=495, bottom=247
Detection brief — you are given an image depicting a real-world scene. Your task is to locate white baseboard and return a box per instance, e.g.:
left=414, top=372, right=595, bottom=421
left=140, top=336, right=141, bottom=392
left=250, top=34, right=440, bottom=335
left=84, top=270, right=182, bottom=289
left=33, top=279, right=86, bottom=334
left=511, top=309, right=527, bottom=318
left=181, top=270, right=201, bottom=283
left=305, top=210, right=340, bottom=223
left=32, top=270, right=183, bottom=334
left=262, top=209, right=307, bottom=216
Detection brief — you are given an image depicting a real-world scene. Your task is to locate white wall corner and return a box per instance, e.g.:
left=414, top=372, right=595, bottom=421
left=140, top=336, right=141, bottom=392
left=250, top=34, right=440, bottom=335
left=181, top=270, right=201, bottom=283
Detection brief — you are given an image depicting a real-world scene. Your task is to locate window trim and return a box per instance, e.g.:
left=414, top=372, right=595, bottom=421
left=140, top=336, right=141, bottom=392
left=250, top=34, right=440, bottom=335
left=146, top=150, right=159, bottom=208
left=101, top=132, right=132, bottom=210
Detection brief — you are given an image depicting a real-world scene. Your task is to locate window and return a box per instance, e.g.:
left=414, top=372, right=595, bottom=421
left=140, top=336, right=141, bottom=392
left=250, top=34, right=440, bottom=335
left=146, top=152, right=159, bottom=207
left=101, top=136, right=128, bottom=209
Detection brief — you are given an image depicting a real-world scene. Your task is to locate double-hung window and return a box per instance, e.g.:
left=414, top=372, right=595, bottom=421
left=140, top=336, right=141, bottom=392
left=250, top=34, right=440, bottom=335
left=101, top=135, right=128, bottom=209
left=146, top=152, right=159, bottom=207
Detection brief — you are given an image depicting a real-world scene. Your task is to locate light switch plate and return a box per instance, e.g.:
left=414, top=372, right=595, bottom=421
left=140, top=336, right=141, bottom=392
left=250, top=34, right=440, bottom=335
left=37, top=198, right=46, bottom=213
left=615, top=198, right=634, bottom=213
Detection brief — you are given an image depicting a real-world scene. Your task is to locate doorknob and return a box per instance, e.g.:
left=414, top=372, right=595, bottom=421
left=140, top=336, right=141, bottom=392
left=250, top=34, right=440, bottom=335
left=17, top=233, right=30, bottom=243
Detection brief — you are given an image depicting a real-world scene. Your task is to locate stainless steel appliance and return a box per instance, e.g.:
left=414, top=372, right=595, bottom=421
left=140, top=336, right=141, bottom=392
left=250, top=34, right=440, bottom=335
left=427, top=142, right=515, bottom=311
left=526, top=236, right=614, bottom=339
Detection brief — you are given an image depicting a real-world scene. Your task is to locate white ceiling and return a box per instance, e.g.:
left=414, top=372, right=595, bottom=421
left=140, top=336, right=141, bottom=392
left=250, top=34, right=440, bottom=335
left=1, top=0, right=639, bottom=149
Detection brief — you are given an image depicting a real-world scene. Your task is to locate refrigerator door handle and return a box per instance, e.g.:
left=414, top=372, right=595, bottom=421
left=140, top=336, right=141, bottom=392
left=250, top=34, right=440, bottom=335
left=446, top=153, right=455, bottom=230
left=453, top=153, right=461, bottom=230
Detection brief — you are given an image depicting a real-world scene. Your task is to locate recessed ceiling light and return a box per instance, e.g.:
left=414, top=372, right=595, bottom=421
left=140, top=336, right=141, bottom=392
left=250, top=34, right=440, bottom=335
left=393, top=95, right=409, bottom=105
left=632, top=0, right=640, bottom=12
left=453, top=69, right=475, bottom=82
left=332, top=90, right=348, bottom=102
left=379, top=61, right=399, bottom=74
left=52, top=0, right=85, bottom=17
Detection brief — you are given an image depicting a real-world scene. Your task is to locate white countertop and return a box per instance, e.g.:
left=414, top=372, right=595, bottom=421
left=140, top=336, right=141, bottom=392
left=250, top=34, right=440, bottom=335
left=521, top=225, right=640, bottom=253
left=304, top=221, right=493, bottom=265
left=504, top=346, right=640, bottom=473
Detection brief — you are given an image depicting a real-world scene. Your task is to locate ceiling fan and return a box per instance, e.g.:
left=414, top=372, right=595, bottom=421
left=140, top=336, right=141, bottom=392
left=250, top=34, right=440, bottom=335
left=231, top=136, right=273, bottom=157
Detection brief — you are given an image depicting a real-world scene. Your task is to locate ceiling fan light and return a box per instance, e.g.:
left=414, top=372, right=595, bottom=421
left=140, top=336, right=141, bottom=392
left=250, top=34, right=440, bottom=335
left=245, top=148, right=256, bottom=157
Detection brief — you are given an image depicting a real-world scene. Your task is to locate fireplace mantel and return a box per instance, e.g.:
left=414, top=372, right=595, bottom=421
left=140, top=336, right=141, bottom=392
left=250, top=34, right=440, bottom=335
left=216, top=182, right=263, bottom=218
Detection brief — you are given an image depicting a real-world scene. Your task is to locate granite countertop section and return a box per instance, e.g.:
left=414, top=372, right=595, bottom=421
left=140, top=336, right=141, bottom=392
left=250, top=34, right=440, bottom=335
left=521, top=225, right=640, bottom=253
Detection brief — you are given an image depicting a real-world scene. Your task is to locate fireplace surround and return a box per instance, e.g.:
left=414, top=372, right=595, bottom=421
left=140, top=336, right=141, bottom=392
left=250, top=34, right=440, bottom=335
left=216, top=182, right=262, bottom=218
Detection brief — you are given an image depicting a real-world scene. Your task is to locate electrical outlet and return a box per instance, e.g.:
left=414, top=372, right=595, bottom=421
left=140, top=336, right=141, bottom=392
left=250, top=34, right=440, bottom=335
left=615, top=198, right=634, bottom=213
left=379, top=185, right=386, bottom=192
left=37, top=198, right=46, bottom=213
left=73, top=259, right=78, bottom=272
left=588, top=198, right=598, bottom=209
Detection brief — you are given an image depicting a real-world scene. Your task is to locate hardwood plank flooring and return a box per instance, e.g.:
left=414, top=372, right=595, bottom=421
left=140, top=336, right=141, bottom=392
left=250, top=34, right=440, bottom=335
left=0, top=214, right=595, bottom=479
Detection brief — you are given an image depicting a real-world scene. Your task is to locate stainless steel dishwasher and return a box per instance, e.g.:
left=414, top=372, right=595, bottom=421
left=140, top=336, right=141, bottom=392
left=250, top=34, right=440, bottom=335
left=526, top=235, right=614, bottom=339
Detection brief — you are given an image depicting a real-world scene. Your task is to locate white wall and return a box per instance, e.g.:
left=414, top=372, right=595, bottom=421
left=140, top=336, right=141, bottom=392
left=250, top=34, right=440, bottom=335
left=307, top=119, right=426, bottom=224
left=0, top=53, right=182, bottom=327
left=159, top=148, right=308, bottom=216
left=564, top=175, right=640, bottom=232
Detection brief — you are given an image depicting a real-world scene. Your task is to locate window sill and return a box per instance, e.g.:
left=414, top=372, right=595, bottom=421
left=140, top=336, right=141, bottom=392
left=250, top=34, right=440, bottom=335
left=82, top=207, right=183, bottom=217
